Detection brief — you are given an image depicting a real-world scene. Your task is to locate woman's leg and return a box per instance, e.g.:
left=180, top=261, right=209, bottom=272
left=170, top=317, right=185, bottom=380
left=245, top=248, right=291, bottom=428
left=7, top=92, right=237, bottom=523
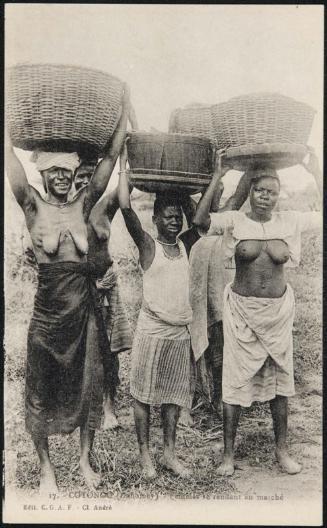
left=103, top=350, right=120, bottom=430
left=161, top=404, right=191, bottom=477
left=218, top=403, right=241, bottom=476
left=103, top=389, right=119, bottom=430
left=210, top=322, right=224, bottom=418
left=80, top=423, right=101, bottom=489
left=211, top=365, right=223, bottom=418
left=32, top=434, right=58, bottom=493
left=134, top=399, right=156, bottom=480
left=179, top=406, right=194, bottom=427
left=270, top=395, right=301, bottom=474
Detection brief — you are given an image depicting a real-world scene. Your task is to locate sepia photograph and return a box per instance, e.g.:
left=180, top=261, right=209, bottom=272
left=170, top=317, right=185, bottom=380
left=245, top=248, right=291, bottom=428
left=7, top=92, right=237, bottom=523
left=3, top=3, right=323, bottom=525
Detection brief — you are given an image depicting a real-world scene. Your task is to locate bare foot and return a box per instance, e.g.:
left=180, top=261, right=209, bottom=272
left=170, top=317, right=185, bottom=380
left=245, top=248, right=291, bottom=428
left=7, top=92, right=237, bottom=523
left=140, top=452, right=157, bottom=481
left=103, top=411, right=120, bottom=431
left=80, top=459, right=101, bottom=489
left=217, top=454, right=235, bottom=476
left=39, top=463, right=58, bottom=495
left=276, top=448, right=302, bottom=474
left=160, top=454, right=191, bottom=478
left=179, top=408, right=194, bottom=427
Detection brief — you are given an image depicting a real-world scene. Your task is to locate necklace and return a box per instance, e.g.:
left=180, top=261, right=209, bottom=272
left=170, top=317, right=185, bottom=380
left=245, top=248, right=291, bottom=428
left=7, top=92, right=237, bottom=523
left=156, top=239, right=178, bottom=246
left=156, top=239, right=182, bottom=260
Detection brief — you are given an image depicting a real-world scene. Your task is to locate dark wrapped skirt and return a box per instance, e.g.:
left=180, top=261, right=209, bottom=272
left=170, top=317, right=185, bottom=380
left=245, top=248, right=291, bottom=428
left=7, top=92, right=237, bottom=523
left=25, top=261, right=114, bottom=437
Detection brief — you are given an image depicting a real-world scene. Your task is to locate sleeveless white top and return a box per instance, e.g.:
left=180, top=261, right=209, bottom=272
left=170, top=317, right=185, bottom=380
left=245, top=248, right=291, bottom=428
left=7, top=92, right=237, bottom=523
left=142, top=239, right=193, bottom=327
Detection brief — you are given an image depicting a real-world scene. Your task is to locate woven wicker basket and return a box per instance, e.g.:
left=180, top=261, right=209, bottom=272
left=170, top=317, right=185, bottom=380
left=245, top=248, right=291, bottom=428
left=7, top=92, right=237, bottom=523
left=5, top=63, right=124, bottom=156
left=224, top=143, right=308, bottom=171
left=212, top=93, right=315, bottom=149
left=127, top=132, right=216, bottom=194
left=169, top=105, right=216, bottom=141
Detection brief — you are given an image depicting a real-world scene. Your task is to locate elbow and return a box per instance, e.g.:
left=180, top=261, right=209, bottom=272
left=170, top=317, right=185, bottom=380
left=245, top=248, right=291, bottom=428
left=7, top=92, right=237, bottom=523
left=192, top=216, right=205, bottom=229
left=120, top=205, right=133, bottom=216
left=192, top=214, right=210, bottom=232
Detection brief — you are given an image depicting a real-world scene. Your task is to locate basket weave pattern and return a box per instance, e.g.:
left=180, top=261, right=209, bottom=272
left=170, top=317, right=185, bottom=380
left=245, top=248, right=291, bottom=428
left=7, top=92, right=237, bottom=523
left=212, top=93, right=315, bottom=149
left=170, top=94, right=315, bottom=150
left=6, top=64, right=124, bottom=154
left=169, top=106, right=216, bottom=141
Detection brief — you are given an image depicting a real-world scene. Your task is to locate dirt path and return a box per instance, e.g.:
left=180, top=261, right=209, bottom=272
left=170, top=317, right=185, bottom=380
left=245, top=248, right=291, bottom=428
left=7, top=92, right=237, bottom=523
left=228, top=373, right=322, bottom=501
left=6, top=365, right=322, bottom=504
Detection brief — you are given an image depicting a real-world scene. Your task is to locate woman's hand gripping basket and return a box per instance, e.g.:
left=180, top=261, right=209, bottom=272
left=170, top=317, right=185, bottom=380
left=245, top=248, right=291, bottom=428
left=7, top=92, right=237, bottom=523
left=126, top=132, right=216, bottom=195
left=5, top=63, right=124, bottom=158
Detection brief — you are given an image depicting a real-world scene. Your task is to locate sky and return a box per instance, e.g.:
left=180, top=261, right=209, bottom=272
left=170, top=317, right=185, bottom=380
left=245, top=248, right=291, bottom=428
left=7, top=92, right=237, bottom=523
left=5, top=4, right=324, bottom=193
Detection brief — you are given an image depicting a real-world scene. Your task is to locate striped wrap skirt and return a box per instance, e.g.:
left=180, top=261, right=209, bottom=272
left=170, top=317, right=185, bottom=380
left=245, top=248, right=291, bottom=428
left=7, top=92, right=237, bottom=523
left=130, top=327, right=195, bottom=409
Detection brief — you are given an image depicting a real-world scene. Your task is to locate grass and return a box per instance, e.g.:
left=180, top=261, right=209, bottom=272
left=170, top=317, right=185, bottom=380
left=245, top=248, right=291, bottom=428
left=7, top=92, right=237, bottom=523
left=4, top=190, right=322, bottom=498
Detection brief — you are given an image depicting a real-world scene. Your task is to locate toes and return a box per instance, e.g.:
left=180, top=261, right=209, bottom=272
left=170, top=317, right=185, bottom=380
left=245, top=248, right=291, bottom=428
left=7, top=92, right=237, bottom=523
left=142, top=468, right=157, bottom=481
left=217, top=464, right=234, bottom=477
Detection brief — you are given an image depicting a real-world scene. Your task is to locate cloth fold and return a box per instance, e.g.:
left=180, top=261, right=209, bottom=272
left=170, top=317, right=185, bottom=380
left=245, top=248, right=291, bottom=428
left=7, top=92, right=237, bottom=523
left=31, top=151, right=80, bottom=173
left=189, top=236, right=234, bottom=361
left=25, top=261, right=112, bottom=437
left=222, top=283, right=295, bottom=406
left=130, top=331, right=195, bottom=408
left=97, top=264, right=132, bottom=354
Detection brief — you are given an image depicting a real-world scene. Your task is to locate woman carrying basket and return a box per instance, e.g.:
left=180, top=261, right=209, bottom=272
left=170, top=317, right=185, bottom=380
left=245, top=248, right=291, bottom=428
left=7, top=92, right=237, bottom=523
left=5, top=86, right=130, bottom=492
left=118, top=144, right=203, bottom=479
left=194, top=149, right=322, bottom=476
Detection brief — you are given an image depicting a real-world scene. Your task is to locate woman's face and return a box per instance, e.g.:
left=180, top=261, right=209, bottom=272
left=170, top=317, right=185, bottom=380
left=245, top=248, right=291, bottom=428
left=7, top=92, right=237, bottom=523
left=153, top=205, right=183, bottom=239
left=250, top=176, right=280, bottom=215
left=74, top=163, right=96, bottom=191
left=41, top=167, right=74, bottom=198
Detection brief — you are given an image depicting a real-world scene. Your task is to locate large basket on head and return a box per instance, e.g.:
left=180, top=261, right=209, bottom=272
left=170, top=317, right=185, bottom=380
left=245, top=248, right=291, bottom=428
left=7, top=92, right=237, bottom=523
left=5, top=63, right=124, bottom=157
left=212, top=93, right=315, bottom=170
left=169, top=105, right=216, bottom=141
left=126, top=132, right=216, bottom=195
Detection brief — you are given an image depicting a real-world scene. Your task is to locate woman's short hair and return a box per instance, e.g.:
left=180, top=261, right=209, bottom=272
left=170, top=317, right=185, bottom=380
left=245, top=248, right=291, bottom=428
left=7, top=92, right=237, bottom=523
left=153, top=193, right=183, bottom=217
left=249, top=167, right=280, bottom=189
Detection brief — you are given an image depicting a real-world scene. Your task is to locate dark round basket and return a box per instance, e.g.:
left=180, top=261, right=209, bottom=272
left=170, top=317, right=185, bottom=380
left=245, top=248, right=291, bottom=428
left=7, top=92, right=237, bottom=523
left=127, top=132, right=216, bottom=194
left=5, top=63, right=124, bottom=157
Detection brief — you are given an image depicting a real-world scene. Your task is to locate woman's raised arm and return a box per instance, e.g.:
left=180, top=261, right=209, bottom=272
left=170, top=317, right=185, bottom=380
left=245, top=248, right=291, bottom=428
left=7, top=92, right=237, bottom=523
left=301, top=148, right=323, bottom=199
left=219, top=169, right=253, bottom=212
left=5, top=127, right=32, bottom=209
left=118, top=143, right=154, bottom=269
left=193, top=150, right=229, bottom=230
left=86, top=84, right=130, bottom=210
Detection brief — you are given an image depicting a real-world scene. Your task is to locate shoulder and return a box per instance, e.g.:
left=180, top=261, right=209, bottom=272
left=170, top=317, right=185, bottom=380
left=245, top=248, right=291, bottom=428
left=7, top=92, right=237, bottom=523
left=272, top=210, right=302, bottom=225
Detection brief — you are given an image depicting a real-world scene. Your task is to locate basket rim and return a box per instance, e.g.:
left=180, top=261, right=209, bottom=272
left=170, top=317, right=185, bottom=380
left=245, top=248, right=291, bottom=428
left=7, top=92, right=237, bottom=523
left=212, top=92, right=316, bottom=114
left=173, top=103, right=214, bottom=111
left=225, top=142, right=308, bottom=158
left=6, top=62, right=123, bottom=85
left=129, top=171, right=211, bottom=184
left=127, top=131, right=216, bottom=146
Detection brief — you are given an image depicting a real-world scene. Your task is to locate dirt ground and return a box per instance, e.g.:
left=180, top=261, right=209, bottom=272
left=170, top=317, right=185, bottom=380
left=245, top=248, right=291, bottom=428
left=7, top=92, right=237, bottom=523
left=5, top=365, right=322, bottom=503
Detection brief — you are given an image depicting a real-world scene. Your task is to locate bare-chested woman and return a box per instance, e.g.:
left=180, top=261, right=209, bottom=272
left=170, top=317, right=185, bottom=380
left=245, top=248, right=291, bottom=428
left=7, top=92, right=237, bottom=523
left=74, top=163, right=133, bottom=430
left=194, top=149, right=322, bottom=476
left=5, top=86, right=129, bottom=492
